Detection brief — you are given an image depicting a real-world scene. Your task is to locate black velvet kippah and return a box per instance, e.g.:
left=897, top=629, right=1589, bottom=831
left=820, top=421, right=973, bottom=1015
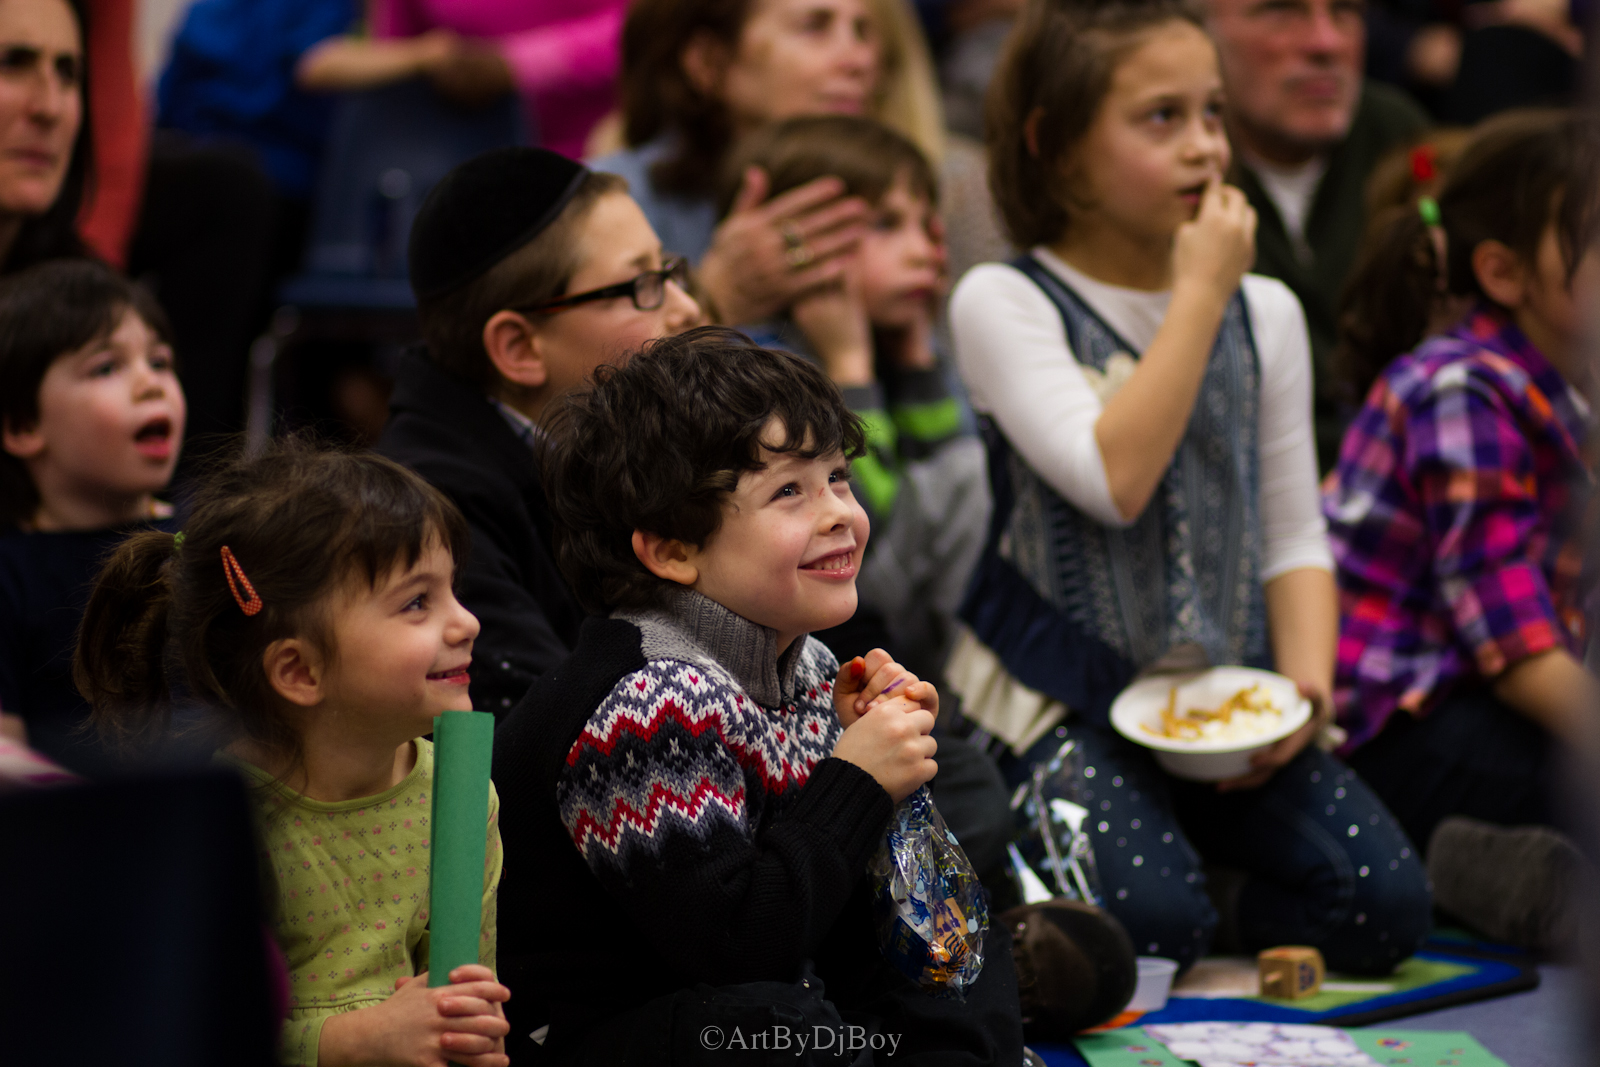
left=408, top=147, right=589, bottom=301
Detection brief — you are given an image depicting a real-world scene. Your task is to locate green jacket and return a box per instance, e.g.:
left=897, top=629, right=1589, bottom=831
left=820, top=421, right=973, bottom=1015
left=1235, top=80, right=1429, bottom=469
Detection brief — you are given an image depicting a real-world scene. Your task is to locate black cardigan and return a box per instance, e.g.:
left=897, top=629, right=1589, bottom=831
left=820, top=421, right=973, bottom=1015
left=377, top=352, right=584, bottom=715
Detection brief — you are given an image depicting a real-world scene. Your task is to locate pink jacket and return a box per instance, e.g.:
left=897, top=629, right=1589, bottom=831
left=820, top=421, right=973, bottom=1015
left=372, top=0, right=625, bottom=159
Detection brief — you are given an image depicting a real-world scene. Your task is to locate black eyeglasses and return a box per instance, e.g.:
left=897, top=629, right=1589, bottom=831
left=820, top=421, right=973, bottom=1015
left=519, top=256, right=691, bottom=315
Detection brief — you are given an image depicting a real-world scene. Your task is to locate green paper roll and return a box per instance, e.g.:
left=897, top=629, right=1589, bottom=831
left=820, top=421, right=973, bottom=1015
left=427, top=710, right=495, bottom=988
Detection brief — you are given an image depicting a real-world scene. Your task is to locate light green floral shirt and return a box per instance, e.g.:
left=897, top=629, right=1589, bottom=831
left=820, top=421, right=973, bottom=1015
left=231, top=739, right=502, bottom=1066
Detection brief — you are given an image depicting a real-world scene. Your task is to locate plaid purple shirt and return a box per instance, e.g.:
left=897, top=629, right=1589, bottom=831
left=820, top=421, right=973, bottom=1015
left=1323, top=307, right=1591, bottom=750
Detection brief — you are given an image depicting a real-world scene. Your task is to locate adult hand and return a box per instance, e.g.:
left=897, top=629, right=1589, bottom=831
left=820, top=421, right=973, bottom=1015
left=409, top=27, right=463, bottom=73
left=1171, top=179, right=1256, bottom=307
left=1470, top=0, right=1584, bottom=55
left=427, top=40, right=514, bottom=110
left=1405, top=24, right=1463, bottom=86
left=1215, top=681, right=1328, bottom=793
left=697, top=169, right=870, bottom=326
left=832, top=696, right=938, bottom=802
left=319, top=965, right=511, bottom=1067
left=792, top=257, right=874, bottom=386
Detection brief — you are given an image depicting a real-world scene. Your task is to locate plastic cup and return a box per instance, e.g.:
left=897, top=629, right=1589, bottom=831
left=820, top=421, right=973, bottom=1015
left=1127, top=956, right=1179, bottom=1012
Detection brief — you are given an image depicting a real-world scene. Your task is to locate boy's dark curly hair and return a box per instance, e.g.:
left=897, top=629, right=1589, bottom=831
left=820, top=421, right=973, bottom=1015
left=540, top=326, right=866, bottom=614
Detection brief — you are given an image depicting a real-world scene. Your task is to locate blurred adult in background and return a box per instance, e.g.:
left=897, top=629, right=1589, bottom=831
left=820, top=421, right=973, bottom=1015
left=369, top=0, right=629, bottom=161
left=596, top=0, right=1005, bottom=328
left=1205, top=0, right=1428, bottom=469
left=1364, top=0, right=1586, bottom=123
left=158, top=0, right=362, bottom=210
left=0, top=0, right=87, bottom=756
left=0, top=0, right=86, bottom=274
left=151, top=0, right=524, bottom=457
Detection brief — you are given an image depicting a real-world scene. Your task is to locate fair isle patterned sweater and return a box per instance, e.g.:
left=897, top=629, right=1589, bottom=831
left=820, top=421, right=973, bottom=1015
left=560, top=616, right=843, bottom=877
left=493, top=589, right=896, bottom=1052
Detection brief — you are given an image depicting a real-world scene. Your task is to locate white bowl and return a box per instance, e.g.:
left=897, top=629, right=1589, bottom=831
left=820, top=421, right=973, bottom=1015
left=1109, top=666, right=1311, bottom=782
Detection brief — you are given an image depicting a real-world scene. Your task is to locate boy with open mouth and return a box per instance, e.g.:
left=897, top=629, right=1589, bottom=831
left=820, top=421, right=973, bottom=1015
left=0, top=259, right=187, bottom=774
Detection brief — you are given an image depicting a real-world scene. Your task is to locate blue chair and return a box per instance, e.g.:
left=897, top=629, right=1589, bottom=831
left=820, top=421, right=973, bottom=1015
left=245, top=79, right=526, bottom=449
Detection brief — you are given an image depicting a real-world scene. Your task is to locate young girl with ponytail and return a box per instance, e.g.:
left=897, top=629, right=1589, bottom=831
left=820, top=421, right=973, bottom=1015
left=1325, top=109, right=1599, bottom=949
left=76, top=440, right=512, bottom=1067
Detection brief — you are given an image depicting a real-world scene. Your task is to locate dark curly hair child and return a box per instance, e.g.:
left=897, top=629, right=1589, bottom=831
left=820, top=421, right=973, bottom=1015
left=492, top=325, right=1025, bottom=1065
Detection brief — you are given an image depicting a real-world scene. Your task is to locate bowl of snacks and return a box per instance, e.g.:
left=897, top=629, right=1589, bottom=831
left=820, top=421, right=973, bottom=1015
left=1109, top=667, right=1311, bottom=781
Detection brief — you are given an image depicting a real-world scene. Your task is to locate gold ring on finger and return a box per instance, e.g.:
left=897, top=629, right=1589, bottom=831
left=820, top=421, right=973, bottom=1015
left=780, top=222, right=804, bottom=251
left=786, top=244, right=814, bottom=270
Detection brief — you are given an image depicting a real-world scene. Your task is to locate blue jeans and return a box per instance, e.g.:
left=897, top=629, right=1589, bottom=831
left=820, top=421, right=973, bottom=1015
left=1005, top=724, right=1433, bottom=975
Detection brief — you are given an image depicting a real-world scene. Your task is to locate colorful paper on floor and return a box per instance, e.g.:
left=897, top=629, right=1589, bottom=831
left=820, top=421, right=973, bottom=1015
left=1143, top=1023, right=1379, bottom=1066
left=1073, top=1027, right=1507, bottom=1067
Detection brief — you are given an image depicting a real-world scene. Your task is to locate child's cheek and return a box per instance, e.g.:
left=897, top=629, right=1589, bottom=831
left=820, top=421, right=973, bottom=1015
left=850, top=496, right=871, bottom=556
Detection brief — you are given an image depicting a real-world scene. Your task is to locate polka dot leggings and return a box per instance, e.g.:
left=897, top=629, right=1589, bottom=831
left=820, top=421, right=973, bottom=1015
left=1009, top=723, right=1434, bottom=975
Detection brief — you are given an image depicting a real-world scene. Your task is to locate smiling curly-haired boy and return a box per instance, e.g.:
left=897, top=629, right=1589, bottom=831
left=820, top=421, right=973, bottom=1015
left=492, top=326, right=1024, bottom=1065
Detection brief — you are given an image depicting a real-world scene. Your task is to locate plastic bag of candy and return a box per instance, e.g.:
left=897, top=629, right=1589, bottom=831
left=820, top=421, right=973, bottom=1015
left=869, top=785, right=988, bottom=998
left=1008, top=734, right=1103, bottom=905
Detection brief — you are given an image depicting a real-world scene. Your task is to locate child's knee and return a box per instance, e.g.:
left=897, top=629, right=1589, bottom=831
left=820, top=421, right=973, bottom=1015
left=1326, top=850, right=1433, bottom=974
left=1102, top=868, right=1216, bottom=968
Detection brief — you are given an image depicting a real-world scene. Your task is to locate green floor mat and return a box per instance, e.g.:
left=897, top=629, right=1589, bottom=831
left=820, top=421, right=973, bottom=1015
left=1074, top=1027, right=1507, bottom=1067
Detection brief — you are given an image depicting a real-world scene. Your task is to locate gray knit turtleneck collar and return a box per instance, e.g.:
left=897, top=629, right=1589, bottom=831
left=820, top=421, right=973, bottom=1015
left=615, top=587, right=806, bottom=708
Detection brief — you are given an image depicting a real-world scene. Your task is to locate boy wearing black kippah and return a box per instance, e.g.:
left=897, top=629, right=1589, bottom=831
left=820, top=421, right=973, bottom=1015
left=493, top=326, right=1025, bottom=1066
left=380, top=147, right=700, bottom=714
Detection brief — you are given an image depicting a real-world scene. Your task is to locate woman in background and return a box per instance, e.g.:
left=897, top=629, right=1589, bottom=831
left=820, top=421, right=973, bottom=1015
left=0, top=0, right=87, bottom=273
left=596, top=0, right=1003, bottom=328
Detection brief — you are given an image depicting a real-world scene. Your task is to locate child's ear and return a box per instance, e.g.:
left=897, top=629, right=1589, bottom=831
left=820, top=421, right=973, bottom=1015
left=1023, top=106, right=1046, bottom=159
left=1471, top=239, right=1527, bottom=309
left=482, top=310, right=549, bottom=390
left=0, top=416, right=44, bottom=461
left=631, top=530, right=699, bottom=586
left=680, top=30, right=729, bottom=97
left=263, top=637, right=325, bottom=708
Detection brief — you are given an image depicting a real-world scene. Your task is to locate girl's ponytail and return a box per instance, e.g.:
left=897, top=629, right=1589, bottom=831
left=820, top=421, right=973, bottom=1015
left=76, top=529, right=181, bottom=753
left=1337, top=109, right=1600, bottom=402
left=1336, top=204, right=1443, bottom=404
left=73, top=436, right=469, bottom=770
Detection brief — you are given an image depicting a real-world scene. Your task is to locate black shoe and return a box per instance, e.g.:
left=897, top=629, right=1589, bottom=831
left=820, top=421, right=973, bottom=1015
left=1001, top=899, right=1137, bottom=1041
left=1427, top=817, right=1586, bottom=953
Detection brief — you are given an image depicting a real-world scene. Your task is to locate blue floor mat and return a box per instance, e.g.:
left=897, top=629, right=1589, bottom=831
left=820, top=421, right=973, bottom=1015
left=1029, top=939, right=1540, bottom=1067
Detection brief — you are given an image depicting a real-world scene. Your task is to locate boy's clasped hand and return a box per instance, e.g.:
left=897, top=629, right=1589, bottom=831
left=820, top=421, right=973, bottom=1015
left=831, top=647, right=940, bottom=803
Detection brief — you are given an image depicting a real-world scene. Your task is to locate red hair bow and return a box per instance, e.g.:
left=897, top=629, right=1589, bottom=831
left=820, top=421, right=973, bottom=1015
left=1410, top=145, right=1438, bottom=183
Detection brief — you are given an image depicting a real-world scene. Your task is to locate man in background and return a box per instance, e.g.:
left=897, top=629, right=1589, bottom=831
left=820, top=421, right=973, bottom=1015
left=1206, top=0, right=1429, bottom=467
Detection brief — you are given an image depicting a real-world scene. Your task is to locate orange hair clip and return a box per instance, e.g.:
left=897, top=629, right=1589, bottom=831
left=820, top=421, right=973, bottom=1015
left=220, top=545, right=263, bottom=617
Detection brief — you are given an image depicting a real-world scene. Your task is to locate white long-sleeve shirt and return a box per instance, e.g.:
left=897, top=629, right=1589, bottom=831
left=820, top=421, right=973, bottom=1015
left=949, top=248, right=1332, bottom=581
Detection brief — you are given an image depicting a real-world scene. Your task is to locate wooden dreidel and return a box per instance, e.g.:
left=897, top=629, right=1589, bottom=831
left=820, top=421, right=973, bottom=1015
left=1258, top=946, right=1324, bottom=999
